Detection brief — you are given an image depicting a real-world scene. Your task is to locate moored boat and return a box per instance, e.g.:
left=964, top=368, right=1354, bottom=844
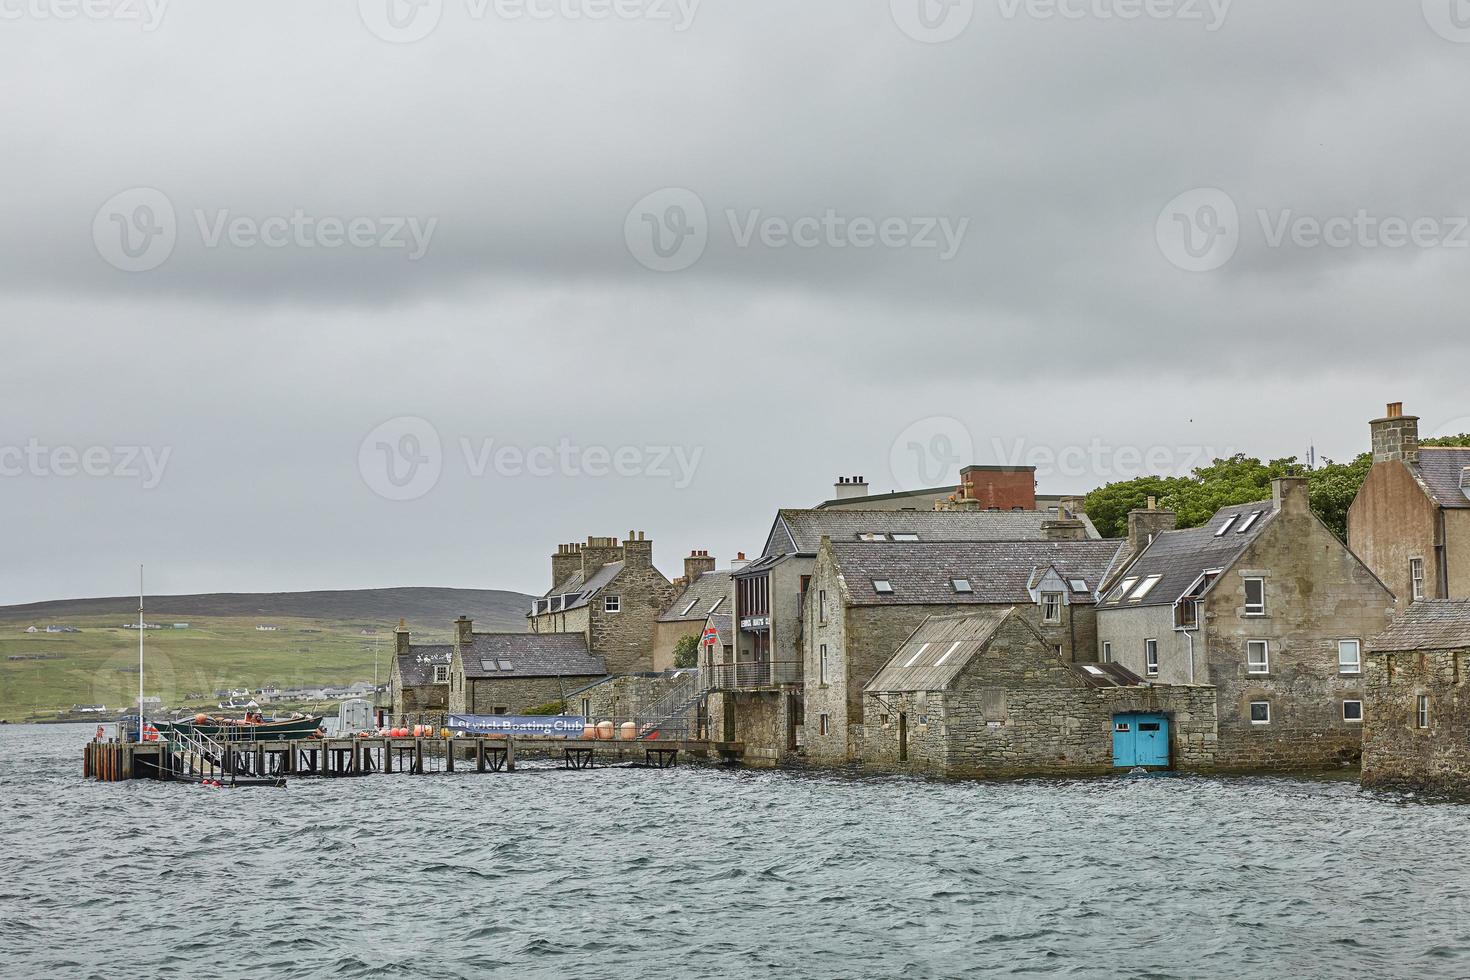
left=154, top=713, right=323, bottom=741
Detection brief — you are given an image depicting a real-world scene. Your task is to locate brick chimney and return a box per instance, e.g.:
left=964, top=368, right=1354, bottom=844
left=959, top=465, right=1037, bottom=511
left=833, top=476, right=870, bottom=500
left=622, top=530, right=653, bottom=569
left=1370, top=402, right=1420, bottom=464
left=455, top=615, right=473, bottom=646
left=551, top=542, right=582, bottom=590
left=1128, top=496, right=1176, bottom=556
left=394, top=618, right=410, bottom=656
left=580, top=536, right=623, bottom=577
left=1272, top=476, right=1310, bottom=515
left=684, top=549, right=716, bottom=583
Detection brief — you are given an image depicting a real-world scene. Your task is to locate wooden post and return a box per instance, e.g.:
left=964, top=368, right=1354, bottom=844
left=413, top=738, right=423, bottom=775
left=505, top=737, right=516, bottom=772
left=445, top=738, right=455, bottom=773
left=121, top=745, right=134, bottom=780
left=384, top=740, right=394, bottom=774
left=476, top=738, right=486, bottom=773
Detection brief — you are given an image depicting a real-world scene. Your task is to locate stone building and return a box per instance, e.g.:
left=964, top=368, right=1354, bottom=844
left=802, top=535, right=1128, bottom=764
left=446, top=615, right=607, bottom=716
left=387, top=618, right=451, bottom=722
left=1097, top=478, right=1397, bottom=771
left=864, top=608, right=1218, bottom=778
left=1348, top=403, right=1470, bottom=603
left=710, top=506, right=1103, bottom=765
left=1362, top=600, right=1470, bottom=798
left=528, top=531, right=678, bottom=675
left=652, top=550, right=733, bottom=671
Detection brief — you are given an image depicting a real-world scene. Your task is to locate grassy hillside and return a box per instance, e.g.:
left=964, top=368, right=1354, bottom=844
left=0, top=588, right=532, bottom=722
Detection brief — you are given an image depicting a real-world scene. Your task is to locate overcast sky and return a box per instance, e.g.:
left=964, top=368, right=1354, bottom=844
left=2, top=0, right=1468, bottom=604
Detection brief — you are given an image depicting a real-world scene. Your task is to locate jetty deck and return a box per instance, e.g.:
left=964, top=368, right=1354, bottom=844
left=83, top=735, right=744, bottom=785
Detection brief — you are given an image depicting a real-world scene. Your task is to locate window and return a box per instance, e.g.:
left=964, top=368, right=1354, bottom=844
left=902, top=642, right=930, bottom=668
left=1411, top=558, right=1426, bottom=602
left=1246, top=640, right=1270, bottom=674
left=581, top=698, right=591, bottom=718
left=818, top=589, right=827, bottom=624
left=891, top=533, right=920, bottom=542
left=1108, top=578, right=1139, bottom=604
left=708, top=597, right=724, bottom=614
left=1417, top=695, right=1431, bottom=729
left=818, top=644, right=829, bottom=685
left=1145, top=639, right=1159, bottom=677
left=1343, top=700, right=1363, bottom=723
left=1215, top=515, right=1239, bottom=536
left=952, top=578, right=973, bottom=593
left=604, top=595, right=621, bottom=613
left=432, top=665, right=449, bottom=684
left=1174, top=599, right=1199, bottom=630
left=1338, top=640, right=1362, bottom=675
left=934, top=641, right=963, bottom=667
left=1042, top=592, right=1063, bottom=624
left=819, top=713, right=830, bottom=736
left=1130, top=575, right=1163, bottom=601
left=1068, top=578, right=1088, bottom=593
left=1236, top=511, right=1263, bottom=534
left=858, top=533, right=886, bottom=541
left=873, top=579, right=894, bottom=595
left=1250, top=701, right=1271, bottom=725
left=681, top=597, right=701, bottom=616
left=1102, top=641, right=1113, bottom=664
left=1243, top=578, right=1266, bottom=616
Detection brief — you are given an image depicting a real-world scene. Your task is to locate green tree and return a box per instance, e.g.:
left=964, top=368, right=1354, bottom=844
left=672, top=633, right=700, bottom=669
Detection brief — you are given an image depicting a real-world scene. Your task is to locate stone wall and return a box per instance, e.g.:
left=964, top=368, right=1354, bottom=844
left=862, top=616, right=1219, bottom=778
left=706, top=690, right=790, bottom=766
left=463, top=674, right=605, bottom=716
left=586, top=544, right=677, bottom=675
left=1362, top=648, right=1470, bottom=797
left=1206, top=500, right=1396, bottom=771
left=568, top=671, right=697, bottom=733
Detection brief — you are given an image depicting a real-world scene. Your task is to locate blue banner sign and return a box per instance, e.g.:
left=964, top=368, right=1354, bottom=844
left=449, top=714, right=586, bottom=737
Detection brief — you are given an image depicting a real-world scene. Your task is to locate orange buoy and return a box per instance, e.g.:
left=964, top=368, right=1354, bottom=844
left=195, top=713, right=208, bottom=724
left=581, top=724, right=597, bottom=739
left=618, top=721, right=636, bottom=741
left=596, top=721, right=614, bottom=740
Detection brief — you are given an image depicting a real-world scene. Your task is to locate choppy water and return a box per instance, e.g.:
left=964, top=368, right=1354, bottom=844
left=3, top=725, right=1469, bottom=978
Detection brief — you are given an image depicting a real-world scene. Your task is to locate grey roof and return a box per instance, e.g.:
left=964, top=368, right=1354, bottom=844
left=539, top=561, right=625, bottom=611
left=1069, top=662, right=1146, bottom=689
left=767, top=508, right=1097, bottom=557
left=708, top=612, right=733, bottom=647
left=1369, top=600, right=1470, bottom=652
left=831, top=539, right=1128, bottom=606
left=659, top=570, right=733, bottom=622
left=1100, top=501, right=1276, bottom=611
left=395, top=645, right=452, bottom=687
left=1413, top=448, right=1470, bottom=509
left=460, top=633, right=606, bottom=679
left=866, top=608, right=1039, bottom=692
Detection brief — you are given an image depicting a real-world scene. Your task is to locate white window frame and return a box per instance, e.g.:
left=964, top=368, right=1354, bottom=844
left=1041, top=592, right=1063, bottom=624
left=1246, top=640, right=1270, bottom=675
left=1250, top=701, right=1271, bottom=725
left=1101, top=641, right=1112, bottom=664
left=1236, top=511, right=1263, bottom=534
left=1338, top=639, right=1362, bottom=675
left=1130, top=575, right=1163, bottom=602
left=432, top=665, right=449, bottom=684
left=1145, top=639, right=1159, bottom=677
left=818, top=589, right=827, bottom=624
left=1243, top=577, right=1266, bottom=616
left=1417, top=695, right=1431, bottom=729
left=818, top=644, right=829, bottom=685
left=819, top=713, right=830, bottom=736
left=1215, top=515, right=1239, bottom=536
left=1108, top=578, right=1139, bottom=604
left=1343, top=700, right=1363, bottom=724
left=603, top=595, right=621, bottom=614
left=1410, top=558, right=1426, bottom=602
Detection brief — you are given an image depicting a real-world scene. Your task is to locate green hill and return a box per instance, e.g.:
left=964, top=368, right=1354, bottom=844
left=0, top=588, right=532, bottom=722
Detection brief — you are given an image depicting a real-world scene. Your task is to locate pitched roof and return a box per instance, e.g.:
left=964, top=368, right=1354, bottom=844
left=659, top=570, right=733, bottom=622
left=459, top=633, right=606, bottom=679
left=1099, top=501, right=1276, bottom=610
left=866, top=608, right=1039, bottom=692
left=395, top=645, right=452, bottom=687
left=830, top=539, right=1128, bottom=606
left=1368, top=600, right=1470, bottom=652
left=538, top=562, right=625, bottom=611
left=707, top=612, right=733, bottom=647
left=768, top=508, right=1096, bottom=557
left=1413, top=448, right=1470, bottom=509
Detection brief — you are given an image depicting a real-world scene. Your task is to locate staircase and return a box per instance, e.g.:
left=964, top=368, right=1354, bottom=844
left=634, top=670, right=706, bottom=740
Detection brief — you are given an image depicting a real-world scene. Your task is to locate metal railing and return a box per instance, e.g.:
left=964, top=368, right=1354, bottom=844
left=702, top=660, right=802, bottom=691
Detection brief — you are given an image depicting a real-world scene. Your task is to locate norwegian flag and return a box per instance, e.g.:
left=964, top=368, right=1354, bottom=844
left=701, top=623, right=720, bottom=647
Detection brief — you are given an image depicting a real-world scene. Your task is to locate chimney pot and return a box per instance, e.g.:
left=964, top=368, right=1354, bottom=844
left=1387, top=402, right=1403, bottom=418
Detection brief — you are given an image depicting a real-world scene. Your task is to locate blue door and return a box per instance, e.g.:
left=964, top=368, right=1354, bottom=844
left=1112, top=713, right=1170, bottom=768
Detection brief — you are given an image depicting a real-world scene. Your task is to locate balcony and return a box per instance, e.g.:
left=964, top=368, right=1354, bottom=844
left=702, top=660, right=803, bottom=691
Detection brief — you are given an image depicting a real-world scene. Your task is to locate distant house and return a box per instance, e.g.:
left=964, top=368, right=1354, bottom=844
left=255, top=625, right=279, bottom=632
left=24, top=626, right=38, bottom=634
left=388, top=621, right=453, bottom=721
left=72, top=704, right=107, bottom=714
left=1363, top=600, right=1470, bottom=798
left=173, top=623, right=190, bottom=629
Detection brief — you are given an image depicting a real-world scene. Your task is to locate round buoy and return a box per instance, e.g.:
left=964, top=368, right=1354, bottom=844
left=195, top=713, right=208, bottom=724
left=619, top=721, right=636, bottom=741
left=596, top=720, right=614, bottom=740
left=581, top=724, right=597, bottom=739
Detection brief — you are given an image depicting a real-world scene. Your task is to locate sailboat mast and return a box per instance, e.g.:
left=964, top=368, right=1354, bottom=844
left=138, top=564, right=144, bottom=743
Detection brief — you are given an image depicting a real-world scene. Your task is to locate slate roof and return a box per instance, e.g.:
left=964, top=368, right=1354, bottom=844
left=659, top=570, right=733, bottom=622
left=1368, top=600, right=1470, bottom=652
left=831, top=539, right=1128, bottom=606
left=767, top=508, right=1097, bottom=557
left=395, top=645, right=452, bottom=687
left=707, top=612, right=733, bottom=647
left=538, top=562, right=625, bottom=612
left=1099, top=501, right=1276, bottom=611
left=1413, top=448, right=1470, bottom=509
left=459, top=633, right=606, bottom=679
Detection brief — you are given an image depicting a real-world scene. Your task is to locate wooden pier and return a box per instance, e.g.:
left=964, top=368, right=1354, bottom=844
left=84, top=735, right=744, bottom=786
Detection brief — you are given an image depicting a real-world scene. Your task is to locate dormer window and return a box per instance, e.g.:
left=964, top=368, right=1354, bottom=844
left=873, top=579, right=894, bottom=595
left=1041, top=592, right=1063, bottom=623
